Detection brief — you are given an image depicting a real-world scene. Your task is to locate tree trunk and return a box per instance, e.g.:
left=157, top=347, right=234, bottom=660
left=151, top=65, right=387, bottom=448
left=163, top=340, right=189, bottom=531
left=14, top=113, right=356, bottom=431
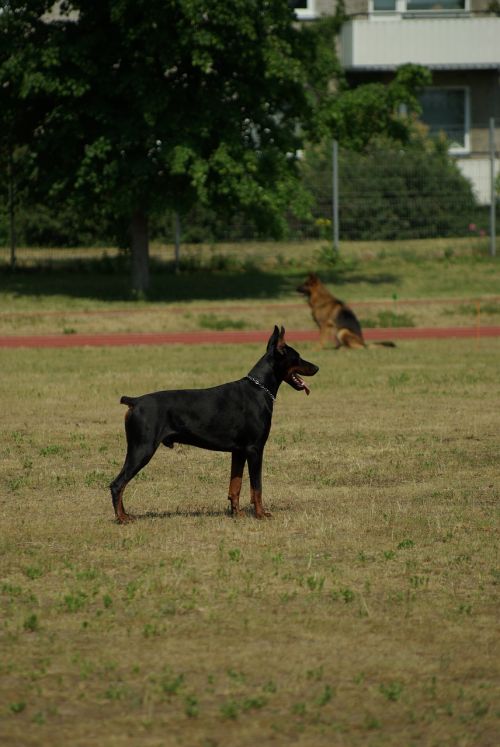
left=130, top=209, right=149, bottom=295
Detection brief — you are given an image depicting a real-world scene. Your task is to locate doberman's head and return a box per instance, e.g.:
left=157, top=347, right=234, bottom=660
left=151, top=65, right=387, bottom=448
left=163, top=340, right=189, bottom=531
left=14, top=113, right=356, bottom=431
left=296, top=273, right=320, bottom=298
left=267, top=326, right=319, bottom=396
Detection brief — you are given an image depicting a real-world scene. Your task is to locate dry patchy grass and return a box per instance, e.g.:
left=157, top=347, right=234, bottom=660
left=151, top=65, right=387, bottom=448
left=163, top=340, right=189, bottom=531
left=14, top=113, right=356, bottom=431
left=0, top=339, right=499, bottom=746
left=0, top=297, right=499, bottom=338
left=1, top=238, right=499, bottom=337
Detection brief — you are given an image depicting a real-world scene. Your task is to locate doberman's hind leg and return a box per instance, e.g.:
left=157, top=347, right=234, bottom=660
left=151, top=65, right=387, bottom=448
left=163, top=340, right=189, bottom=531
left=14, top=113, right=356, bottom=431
left=109, top=443, right=157, bottom=524
left=247, top=447, right=271, bottom=519
left=228, top=451, right=246, bottom=517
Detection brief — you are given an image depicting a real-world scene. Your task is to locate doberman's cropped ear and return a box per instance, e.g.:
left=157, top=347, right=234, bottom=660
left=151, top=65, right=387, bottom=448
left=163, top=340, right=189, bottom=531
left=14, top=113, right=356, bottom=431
left=267, top=325, right=280, bottom=352
left=277, top=326, right=286, bottom=353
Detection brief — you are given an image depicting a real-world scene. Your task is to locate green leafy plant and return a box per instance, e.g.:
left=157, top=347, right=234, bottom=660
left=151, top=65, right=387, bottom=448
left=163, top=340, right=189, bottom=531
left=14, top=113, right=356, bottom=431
left=24, top=567, right=43, bottom=580
left=23, top=613, right=39, bottom=632
left=379, top=681, right=404, bottom=702
left=198, top=315, right=248, bottom=331
left=63, top=591, right=87, bottom=613
left=160, top=672, right=184, bottom=696
left=220, top=700, right=239, bottom=720
left=184, top=694, right=199, bottom=718
left=316, top=684, right=334, bottom=706
left=10, top=702, right=26, bottom=715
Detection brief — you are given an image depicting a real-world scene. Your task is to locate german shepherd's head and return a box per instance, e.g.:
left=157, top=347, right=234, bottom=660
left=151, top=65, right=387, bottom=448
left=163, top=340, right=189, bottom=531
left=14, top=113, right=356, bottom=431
left=296, top=273, right=320, bottom=298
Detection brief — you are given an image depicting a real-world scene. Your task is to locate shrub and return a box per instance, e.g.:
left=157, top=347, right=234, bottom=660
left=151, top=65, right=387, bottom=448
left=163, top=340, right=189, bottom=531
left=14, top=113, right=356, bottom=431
left=300, top=134, right=479, bottom=240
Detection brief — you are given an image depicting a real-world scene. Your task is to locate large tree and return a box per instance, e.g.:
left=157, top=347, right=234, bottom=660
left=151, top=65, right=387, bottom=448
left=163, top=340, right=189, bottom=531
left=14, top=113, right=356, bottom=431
left=0, top=1, right=49, bottom=266
left=1, top=1, right=341, bottom=292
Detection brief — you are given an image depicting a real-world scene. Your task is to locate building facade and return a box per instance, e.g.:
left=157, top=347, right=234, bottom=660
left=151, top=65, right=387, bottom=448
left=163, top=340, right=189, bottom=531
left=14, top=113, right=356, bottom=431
left=294, top=0, right=500, bottom=203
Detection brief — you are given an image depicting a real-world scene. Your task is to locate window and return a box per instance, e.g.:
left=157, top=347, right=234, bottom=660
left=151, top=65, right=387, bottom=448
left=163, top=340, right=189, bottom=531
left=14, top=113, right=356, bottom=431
left=290, top=1, right=316, bottom=19
left=419, top=88, right=469, bottom=152
left=373, top=0, right=397, bottom=9
left=372, top=0, right=465, bottom=10
left=406, top=0, right=465, bottom=9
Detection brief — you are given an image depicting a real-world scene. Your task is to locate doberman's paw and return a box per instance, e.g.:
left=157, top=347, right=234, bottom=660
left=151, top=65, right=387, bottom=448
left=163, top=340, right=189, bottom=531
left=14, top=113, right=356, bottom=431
left=116, top=513, right=136, bottom=524
left=255, top=510, right=272, bottom=519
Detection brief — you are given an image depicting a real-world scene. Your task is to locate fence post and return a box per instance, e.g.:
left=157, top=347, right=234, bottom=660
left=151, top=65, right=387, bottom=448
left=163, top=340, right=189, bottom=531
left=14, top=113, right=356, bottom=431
left=332, top=139, right=339, bottom=252
left=489, top=117, right=497, bottom=257
left=173, top=211, right=181, bottom=273
left=8, top=145, right=16, bottom=271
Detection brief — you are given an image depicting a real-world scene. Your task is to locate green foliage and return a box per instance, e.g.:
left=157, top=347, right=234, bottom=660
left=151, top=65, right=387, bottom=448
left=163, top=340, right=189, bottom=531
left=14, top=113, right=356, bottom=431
left=379, top=681, right=404, bottom=702
left=23, top=613, right=40, bottom=632
left=301, top=132, right=478, bottom=240
left=0, top=201, right=114, bottom=247
left=360, top=310, right=416, bottom=328
left=0, top=1, right=343, bottom=278
left=325, top=65, right=432, bottom=149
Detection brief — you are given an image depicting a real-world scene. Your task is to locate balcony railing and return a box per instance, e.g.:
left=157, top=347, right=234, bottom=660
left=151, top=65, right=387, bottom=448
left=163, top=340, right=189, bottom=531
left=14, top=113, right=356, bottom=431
left=340, top=16, right=500, bottom=70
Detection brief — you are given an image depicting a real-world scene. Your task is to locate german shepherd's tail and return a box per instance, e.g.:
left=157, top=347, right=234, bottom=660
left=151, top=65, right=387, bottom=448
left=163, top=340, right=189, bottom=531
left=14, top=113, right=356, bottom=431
left=367, top=341, right=396, bottom=348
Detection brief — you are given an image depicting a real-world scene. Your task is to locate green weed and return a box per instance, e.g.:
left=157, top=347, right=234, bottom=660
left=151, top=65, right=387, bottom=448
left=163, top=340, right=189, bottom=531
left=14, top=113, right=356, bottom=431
left=10, top=702, right=26, bottom=714
left=379, top=681, right=404, bottom=702
left=184, top=694, right=199, bottom=717
left=388, top=372, right=410, bottom=390
left=242, top=695, right=267, bottom=711
left=160, top=672, right=184, bottom=696
left=220, top=700, right=239, bottom=720
left=24, top=566, right=43, bottom=580
left=316, top=685, right=334, bottom=706
left=198, top=314, right=248, bottom=331
left=39, top=444, right=65, bottom=456
left=361, top=310, right=415, bottom=328
left=23, top=613, right=39, bottom=632
left=397, top=539, right=415, bottom=550
left=63, top=591, right=87, bottom=613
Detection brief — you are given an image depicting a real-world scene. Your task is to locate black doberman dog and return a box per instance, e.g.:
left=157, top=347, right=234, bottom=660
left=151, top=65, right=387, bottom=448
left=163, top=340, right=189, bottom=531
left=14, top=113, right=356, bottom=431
left=110, top=326, right=318, bottom=523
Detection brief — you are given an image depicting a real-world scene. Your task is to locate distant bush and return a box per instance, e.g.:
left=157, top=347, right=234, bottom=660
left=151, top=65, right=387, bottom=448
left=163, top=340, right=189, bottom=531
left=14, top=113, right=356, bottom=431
left=1, top=131, right=486, bottom=248
left=0, top=201, right=115, bottom=247
left=300, top=134, right=479, bottom=240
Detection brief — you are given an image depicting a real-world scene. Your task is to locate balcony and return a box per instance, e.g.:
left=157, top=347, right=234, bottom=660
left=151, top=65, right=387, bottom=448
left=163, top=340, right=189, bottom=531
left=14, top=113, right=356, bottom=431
left=340, top=16, right=500, bottom=70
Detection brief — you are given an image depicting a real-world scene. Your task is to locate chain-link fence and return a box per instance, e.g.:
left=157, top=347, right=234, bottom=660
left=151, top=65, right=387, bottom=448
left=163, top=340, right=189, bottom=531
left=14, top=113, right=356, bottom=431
left=309, top=144, right=498, bottom=249
left=1, top=124, right=498, bottom=267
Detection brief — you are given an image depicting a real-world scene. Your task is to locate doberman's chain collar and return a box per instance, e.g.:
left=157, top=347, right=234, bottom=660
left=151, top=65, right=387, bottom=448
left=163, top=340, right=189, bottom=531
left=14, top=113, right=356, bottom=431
left=245, top=375, right=276, bottom=402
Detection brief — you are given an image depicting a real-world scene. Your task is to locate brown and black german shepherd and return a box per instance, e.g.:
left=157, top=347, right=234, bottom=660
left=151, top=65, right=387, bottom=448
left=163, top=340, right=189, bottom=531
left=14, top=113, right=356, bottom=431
left=297, top=273, right=395, bottom=349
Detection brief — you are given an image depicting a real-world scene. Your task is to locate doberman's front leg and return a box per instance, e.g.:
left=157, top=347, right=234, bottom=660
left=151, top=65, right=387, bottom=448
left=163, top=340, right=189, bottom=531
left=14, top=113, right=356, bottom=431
left=247, top=447, right=271, bottom=519
left=228, top=451, right=246, bottom=517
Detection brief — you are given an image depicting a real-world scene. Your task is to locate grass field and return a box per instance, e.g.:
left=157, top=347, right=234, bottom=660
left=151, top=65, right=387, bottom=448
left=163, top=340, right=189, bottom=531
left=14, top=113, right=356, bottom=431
left=0, top=239, right=499, bottom=336
left=1, top=336, right=499, bottom=746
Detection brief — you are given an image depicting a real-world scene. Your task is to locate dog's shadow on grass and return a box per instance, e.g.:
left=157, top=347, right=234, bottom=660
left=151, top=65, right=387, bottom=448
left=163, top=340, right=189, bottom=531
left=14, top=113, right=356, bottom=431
left=137, top=508, right=228, bottom=520
left=116, top=504, right=289, bottom=522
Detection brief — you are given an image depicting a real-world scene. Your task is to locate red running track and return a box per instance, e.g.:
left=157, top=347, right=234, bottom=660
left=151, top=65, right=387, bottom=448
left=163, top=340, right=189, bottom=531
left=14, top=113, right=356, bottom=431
left=0, top=327, right=499, bottom=348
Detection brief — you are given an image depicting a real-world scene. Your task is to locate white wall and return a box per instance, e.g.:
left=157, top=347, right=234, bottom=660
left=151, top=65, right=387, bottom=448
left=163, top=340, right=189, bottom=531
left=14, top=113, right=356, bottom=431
left=341, top=17, right=500, bottom=69
left=457, top=157, right=499, bottom=205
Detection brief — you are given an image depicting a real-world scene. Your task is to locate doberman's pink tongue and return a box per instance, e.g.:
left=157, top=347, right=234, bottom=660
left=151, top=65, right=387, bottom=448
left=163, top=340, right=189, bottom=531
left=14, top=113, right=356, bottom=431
left=292, top=372, right=311, bottom=395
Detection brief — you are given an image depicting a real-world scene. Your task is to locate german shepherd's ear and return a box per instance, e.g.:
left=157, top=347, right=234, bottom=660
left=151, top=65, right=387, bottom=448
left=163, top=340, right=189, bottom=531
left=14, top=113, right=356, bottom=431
left=308, top=273, right=319, bottom=282
left=267, top=325, right=286, bottom=353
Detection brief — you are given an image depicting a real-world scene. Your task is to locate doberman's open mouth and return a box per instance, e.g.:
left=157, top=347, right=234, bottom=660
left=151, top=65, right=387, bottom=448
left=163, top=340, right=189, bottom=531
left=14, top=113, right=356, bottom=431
left=287, top=372, right=311, bottom=395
